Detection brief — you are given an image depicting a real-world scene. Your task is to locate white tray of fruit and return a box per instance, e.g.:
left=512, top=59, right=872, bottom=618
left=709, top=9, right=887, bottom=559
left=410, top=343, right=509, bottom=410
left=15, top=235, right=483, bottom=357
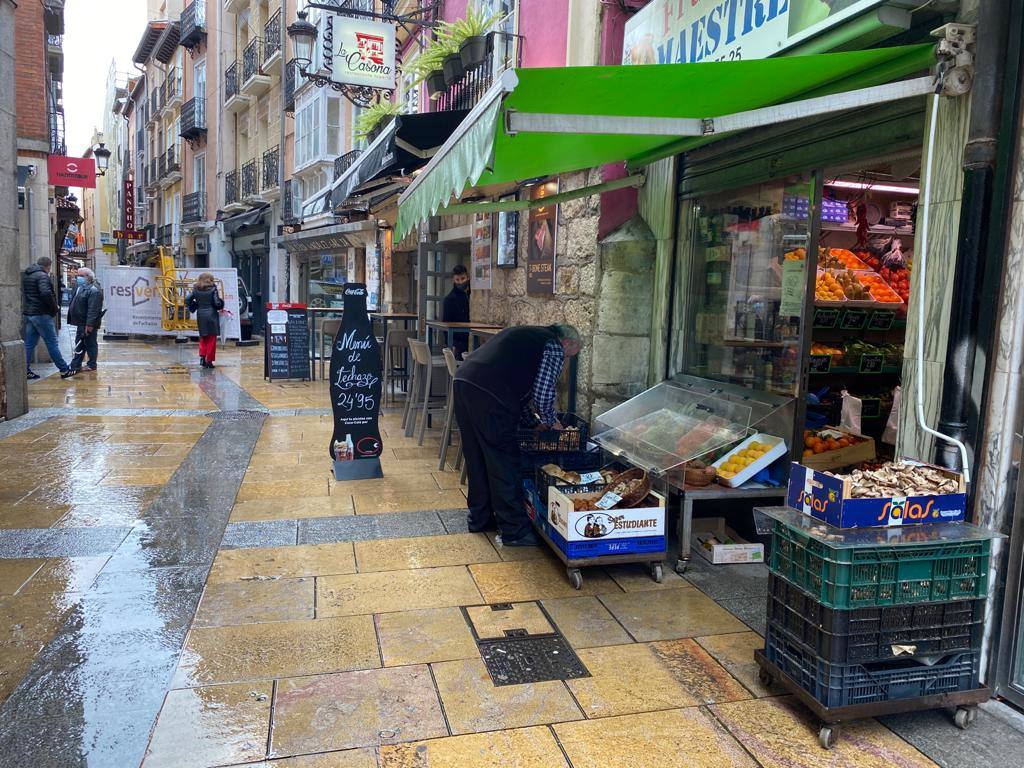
left=711, top=433, right=788, bottom=488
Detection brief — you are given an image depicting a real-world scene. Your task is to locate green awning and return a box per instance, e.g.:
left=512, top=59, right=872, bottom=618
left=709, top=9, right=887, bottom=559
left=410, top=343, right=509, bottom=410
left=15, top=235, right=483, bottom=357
left=396, top=43, right=936, bottom=238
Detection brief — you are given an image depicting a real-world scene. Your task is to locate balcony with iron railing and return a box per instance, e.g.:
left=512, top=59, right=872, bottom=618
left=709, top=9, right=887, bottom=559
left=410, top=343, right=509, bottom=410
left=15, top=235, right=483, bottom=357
left=47, top=35, right=63, bottom=80
left=147, top=157, right=159, bottom=189
left=433, top=32, right=521, bottom=114
left=49, top=103, right=66, bottom=156
left=263, top=9, right=282, bottom=73
left=241, top=157, right=261, bottom=201
left=241, top=38, right=271, bottom=96
left=157, top=223, right=173, bottom=246
left=224, top=61, right=249, bottom=112
left=284, top=58, right=298, bottom=113
left=180, top=0, right=206, bottom=48
left=162, top=68, right=182, bottom=113
left=262, top=145, right=280, bottom=198
left=159, top=144, right=182, bottom=185
left=225, top=170, right=240, bottom=206
left=183, top=191, right=206, bottom=224
left=334, top=150, right=363, bottom=182
left=180, top=97, right=207, bottom=140
left=148, top=89, right=161, bottom=125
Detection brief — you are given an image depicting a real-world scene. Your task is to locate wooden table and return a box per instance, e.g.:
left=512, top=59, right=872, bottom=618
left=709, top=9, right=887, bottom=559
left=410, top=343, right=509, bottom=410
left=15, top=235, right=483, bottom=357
left=468, top=326, right=501, bottom=350
left=425, top=320, right=503, bottom=350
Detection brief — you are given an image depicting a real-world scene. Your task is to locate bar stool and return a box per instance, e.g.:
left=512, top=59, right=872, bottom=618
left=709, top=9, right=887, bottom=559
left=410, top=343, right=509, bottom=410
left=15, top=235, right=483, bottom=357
left=319, top=318, right=342, bottom=380
left=438, top=347, right=462, bottom=471
left=383, top=329, right=415, bottom=406
left=404, top=339, right=447, bottom=443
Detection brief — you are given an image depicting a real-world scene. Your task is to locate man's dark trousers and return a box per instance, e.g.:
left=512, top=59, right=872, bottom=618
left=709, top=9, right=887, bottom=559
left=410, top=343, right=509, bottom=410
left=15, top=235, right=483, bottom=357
left=70, top=326, right=97, bottom=370
left=453, top=381, right=530, bottom=541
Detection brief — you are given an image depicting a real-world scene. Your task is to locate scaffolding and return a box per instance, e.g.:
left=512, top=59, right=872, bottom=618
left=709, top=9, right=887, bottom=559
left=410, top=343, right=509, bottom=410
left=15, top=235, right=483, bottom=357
left=148, top=247, right=223, bottom=333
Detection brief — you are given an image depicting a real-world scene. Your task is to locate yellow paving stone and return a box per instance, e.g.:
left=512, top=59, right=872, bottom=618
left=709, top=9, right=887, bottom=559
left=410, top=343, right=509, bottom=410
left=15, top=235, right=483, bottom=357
left=238, top=748, right=379, bottom=767
left=375, top=607, right=479, bottom=666
left=174, top=615, right=380, bottom=687
left=246, top=452, right=302, bottom=467
left=468, top=559, right=620, bottom=603
left=143, top=682, right=273, bottom=768
left=0, top=646, right=37, bottom=705
left=599, top=586, right=747, bottom=642
left=431, top=471, right=463, bottom=490
left=20, top=556, right=108, bottom=594
left=0, top=560, right=45, bottom=596
left=230, top=497, right=355, bottom=522
left=392, top=447, right=445, bottom=460
left=245, top=463, right=336, bottom=481
left=566, top=643, right=702, bottom=718
left=193, top=578, right=315, bottom=627
left=354, top=533, right=499, bottom=573
left=331, top=474, right=445, bottom=495
left=317, top=567, right=483, bottom=617
left=0, top=593, right=77, bottom=650
left=555, top=708, right=758, bottom=768
left=711, top=696, right=939, bottom=768
left=270, top=665, right=447, bottom=755
left=351, top=489, right=466, bottom=515
left=464, top=602, right=554, bottom=639
left=604, top=564, right=689, bottom=592
left=492, top=540, right=550, bottom=562
left=237, top=479, right=331, bottom=501
left=649, top=638, right=752, bottom=704
left=431, top=657, right=584, bottom=734
left=53, top=503, right=148, bottom=528
left=100, top=468, right=177, bottom=486
left=209, top=543, right=356, bottom=582
left=106, top=432, right=200, bottom=443
left=379, top=726, right=569, bottom=768
left=696, top=632, right=782, bottom=697
left=0, top=505, right=67, bottom=529
left=155, top=444, right=194, bottom=457
left=95, top=454, right=189, bottom=468
left=540, top=596, right=634, bottom=648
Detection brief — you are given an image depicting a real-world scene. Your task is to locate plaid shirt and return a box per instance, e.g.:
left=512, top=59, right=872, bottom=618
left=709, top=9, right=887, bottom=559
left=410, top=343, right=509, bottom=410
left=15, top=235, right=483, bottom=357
left=529, top=339, right=564, bottom=426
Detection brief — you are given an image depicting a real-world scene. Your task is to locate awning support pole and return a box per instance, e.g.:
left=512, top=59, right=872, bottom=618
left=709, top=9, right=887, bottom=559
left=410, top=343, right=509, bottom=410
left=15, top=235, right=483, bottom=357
left=436, top=174, right=645, bottom=215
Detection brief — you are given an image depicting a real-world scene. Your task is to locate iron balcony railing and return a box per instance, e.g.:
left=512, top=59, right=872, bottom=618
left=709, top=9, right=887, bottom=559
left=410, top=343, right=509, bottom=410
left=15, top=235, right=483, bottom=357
left=158, top=151, right=166, bottom=179
left=148, top=157, right=159, bottom=188
left=136, top=129, right=146, bottom=152
left=161, top=144, right=180, bottom=178
left=242, top=38, right=262, bottom=84
left=162, top=68, right=182, bottom=107
left=157, top=224, right=173, bottom=246
left=282, top=180, right=299, bottom=224
left=263, top=9, right=281, bottom=63
left=334, top=149, right=362, bottom=181
left=183, top=191, right=206, bottom=223
left=151, top=87, right=161, bottom=116
left=262, top=146, right=280, bottom=190
left=180, top=0, right=206, bottom=48
left=241, top=157, right=260, bottom=198
left=225, top=61, right=240, bottom=102
left=284, top=58, right=298, bottom=113
left=180, top=97, right=207, bottom=139
left=49, top=105, right=66, bottom=156
left=47, top=34, right=63, bottom=48
left=225, top=170, right=239, bottom=204
left=434, top=32, right=521, bottom=113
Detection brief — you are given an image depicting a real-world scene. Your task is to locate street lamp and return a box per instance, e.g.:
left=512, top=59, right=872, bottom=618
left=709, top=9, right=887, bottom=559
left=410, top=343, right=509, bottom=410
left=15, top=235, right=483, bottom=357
left=93, top=142, right=112, bottom=177
left=286, top=8, right=382, bottom=108
left=287, top=10, right=317, bottom=74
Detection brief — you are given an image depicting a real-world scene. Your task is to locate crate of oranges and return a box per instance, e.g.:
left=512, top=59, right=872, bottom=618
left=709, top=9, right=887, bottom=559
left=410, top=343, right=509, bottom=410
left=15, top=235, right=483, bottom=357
left=800, top=427, right=876, bottom=471
left=856, top=272, right=904, bottom=305
left=712, top=434, right=788, bottom=488
left=815, top=271, right=846, bottom=305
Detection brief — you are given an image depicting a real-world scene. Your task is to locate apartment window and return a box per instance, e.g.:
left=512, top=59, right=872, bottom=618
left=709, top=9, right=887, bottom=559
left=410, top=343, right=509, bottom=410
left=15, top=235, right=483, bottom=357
left=194, top=58, right=207, bottom=98
left=351, top=105, right=364, bottom=150
left=194, top=152, right=206, bottom=194
left=400, top=72, right=420, bottom=115
left=173, top=193, right=181, bottom=246
left=327, top=96, right=341, bottom=156
left=295, top=92, right=322, bottom=169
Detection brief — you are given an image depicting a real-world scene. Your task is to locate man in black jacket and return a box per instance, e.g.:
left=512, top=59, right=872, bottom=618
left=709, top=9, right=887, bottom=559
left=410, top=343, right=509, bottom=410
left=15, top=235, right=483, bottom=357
left=64, top=268, right=104, bottom=376
left=441, top=264, right=470, bottom=358
left=22, top=256, right=70, bottom=379
left=453, top=324, right=581, bottom=546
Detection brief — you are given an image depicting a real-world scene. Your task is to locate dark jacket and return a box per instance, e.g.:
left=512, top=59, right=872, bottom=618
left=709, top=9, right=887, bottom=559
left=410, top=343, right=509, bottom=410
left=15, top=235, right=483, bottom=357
left=455, top=325, right=558, bottom=410
left=67, top=281, right=104, bottom=328
left=22, top=264, right=58, bottom=316
left=442, top=285, right=470, bottom=356
left=187, top=286, right=225, bottom=337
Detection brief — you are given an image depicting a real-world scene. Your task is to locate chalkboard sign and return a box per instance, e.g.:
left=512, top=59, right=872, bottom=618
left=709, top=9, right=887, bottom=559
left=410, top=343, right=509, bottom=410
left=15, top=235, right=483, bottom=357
left=808, top=354, right=832, bottom=374
left=265, top=304, right=310, bottom=381
left=328, top=283, right=384, bottom=481
left=858, top=354, right=885, bottom=374
left=840, top=308, right=869, bottom=330
left=868, top=310, right=896, bottom=331
left=860, top=397, right=883, bottom=419
left=813, top=308, right=840, bottom=328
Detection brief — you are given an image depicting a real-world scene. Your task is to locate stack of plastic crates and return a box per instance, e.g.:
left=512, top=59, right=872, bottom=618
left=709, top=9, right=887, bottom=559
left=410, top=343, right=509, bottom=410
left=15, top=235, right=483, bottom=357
left=764, top=514, right=991, bottom=712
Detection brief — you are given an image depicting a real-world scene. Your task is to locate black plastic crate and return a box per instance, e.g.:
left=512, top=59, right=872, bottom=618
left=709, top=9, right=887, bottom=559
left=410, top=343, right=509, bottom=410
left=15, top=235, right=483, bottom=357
left=763, top=623, right=979, bottom=709
left=518, top=413, right=589, bottom=453
left=768, top=574, right=983, bottom=664
left=518, top=447, right=601, bottom=480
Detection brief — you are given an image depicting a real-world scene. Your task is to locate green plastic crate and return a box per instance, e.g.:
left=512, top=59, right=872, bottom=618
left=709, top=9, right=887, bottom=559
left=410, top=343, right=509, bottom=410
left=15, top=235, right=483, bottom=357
left=769, top=518, right=991, bottom=610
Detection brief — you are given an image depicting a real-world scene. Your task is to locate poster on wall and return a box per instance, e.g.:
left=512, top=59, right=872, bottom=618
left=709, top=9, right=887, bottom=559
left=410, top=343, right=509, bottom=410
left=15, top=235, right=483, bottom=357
left=471, top=213, right=493, bottom=290
left=527, top=181, right=558, bottom=294
left=366, top=246, right=381, bottom=310
left=622, top=0, right=886, bottom=66
left=497, top=199, right=519, bottom=268
left=98, top=266, right=242, bottom=339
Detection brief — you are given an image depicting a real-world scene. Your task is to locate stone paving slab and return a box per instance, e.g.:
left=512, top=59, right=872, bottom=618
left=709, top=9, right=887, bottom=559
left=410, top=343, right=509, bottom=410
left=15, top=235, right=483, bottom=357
left=221, top=519, right=299, bottom=549
left=297, top=511, right=448, bottom=545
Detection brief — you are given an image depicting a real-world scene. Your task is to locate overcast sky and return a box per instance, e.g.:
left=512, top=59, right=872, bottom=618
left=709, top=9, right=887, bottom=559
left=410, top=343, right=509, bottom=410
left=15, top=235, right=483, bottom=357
left=64, top=1, right=149, bottom=157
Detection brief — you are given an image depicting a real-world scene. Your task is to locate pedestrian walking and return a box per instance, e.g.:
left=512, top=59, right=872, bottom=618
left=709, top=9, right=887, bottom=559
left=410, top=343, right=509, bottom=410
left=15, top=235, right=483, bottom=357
left=186, top=273, right=224, bottom=369
left=21, top=255, right=71, bottom=379
left=64, top=267, right=104, bottom=376
left=453, top=324, right=582, bottom=546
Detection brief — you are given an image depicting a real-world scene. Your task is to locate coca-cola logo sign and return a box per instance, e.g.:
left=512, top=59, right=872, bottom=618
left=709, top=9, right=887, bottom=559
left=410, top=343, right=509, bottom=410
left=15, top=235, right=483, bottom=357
left=330, top=16, right=396, bottom=90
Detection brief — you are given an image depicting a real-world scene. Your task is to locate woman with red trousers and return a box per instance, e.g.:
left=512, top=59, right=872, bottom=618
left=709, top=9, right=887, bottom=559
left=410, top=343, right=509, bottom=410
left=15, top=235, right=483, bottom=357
left=187, top=273, right=225, bottom=368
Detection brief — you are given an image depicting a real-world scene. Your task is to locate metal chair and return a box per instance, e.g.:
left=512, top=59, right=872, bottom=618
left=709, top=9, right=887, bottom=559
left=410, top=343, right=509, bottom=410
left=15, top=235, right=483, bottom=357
left=405, top=338, right=448, bottom=444
left=384, top=329, right=415, bottom=406
left=319, top=318, right=342, bottom=380
left=438, top=347, right=462, bottom=471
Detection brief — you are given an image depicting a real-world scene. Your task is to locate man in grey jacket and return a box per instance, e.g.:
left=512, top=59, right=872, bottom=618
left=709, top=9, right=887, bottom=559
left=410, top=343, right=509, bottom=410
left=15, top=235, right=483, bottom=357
left=64, top=267, right=104, bottom=377
left=22, top=256, right=70, bottom=379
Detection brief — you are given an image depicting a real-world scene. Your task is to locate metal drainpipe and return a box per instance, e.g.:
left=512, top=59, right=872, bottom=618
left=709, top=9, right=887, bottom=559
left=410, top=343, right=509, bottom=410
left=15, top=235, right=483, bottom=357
left=280, top=0, right=289, bottom=301
left=935, top=0, right=1009, bottom=474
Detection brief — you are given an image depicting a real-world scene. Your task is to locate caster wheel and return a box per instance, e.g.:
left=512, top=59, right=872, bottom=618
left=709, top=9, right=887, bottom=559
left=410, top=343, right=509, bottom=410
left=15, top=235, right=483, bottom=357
left=818, top=725, right=839, bottom=750
left=651, top=563, right=664, bottom=583
left=954, top=706, right=977, bottom=730
left=568, top=568, right=583, bottom=590
left=675, top=559, right=689, bottom=574
left=758, top=667, right=773, bottom=688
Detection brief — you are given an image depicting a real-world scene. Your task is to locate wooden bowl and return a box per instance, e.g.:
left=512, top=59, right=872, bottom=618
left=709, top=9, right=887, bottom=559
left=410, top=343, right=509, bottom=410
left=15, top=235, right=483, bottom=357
left=605, top=468, right=652, bottom=508
left=683, top=461, right=717, bottom=487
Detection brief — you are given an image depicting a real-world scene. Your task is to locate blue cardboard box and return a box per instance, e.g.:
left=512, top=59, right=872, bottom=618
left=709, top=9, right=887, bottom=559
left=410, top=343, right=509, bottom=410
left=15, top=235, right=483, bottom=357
left=787, top=461, right=966, bottom=529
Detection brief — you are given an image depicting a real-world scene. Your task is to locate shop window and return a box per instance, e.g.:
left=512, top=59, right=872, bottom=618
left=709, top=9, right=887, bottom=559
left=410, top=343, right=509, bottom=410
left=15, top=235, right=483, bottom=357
left=294, top=92, right=323, bottom=169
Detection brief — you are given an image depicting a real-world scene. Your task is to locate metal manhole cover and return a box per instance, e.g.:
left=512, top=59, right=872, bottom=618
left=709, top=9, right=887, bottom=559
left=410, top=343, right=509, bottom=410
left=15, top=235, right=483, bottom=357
left=206, top=410, right=268, bottom=420
left=479, top=635, right=589, bottom=686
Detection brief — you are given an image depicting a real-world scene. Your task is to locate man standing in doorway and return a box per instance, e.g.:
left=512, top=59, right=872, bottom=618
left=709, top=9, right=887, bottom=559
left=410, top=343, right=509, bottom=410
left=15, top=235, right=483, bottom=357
left=453, top=324, right=582, bottom=546
left=64, top=267, right=104, bottom=376
left=21, top=256, right=70, bottom=379
left=442, top=264, right=470, bottom=359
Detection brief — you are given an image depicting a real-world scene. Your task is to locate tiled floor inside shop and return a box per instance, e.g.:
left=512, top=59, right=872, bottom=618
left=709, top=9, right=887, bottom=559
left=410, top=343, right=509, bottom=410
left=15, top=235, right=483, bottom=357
left=2, top=335, right=1024, bottom=767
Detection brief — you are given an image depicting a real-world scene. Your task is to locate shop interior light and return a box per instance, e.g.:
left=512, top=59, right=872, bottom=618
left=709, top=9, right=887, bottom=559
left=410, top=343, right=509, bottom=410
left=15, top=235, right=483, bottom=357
left=826, top=180, right=920, bottom=194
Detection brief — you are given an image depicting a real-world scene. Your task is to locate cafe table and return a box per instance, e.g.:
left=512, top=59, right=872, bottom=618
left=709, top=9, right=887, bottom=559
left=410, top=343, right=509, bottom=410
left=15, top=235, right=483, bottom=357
left=425, top=320, right=503, bottom=350
left=468, top=326, right=501, bottom=351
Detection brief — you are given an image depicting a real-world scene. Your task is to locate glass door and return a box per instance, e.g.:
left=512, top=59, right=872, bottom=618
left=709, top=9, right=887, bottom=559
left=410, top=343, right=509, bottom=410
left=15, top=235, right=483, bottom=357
left=996, top=413, right=1024, bottom=706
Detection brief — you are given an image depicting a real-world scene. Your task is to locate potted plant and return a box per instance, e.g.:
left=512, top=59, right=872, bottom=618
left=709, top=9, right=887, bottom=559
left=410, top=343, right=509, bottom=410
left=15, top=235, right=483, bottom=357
left=439, top=37, right=464, bottom=86
left=405, top=44, right=448, bottom=97
left=354, top=101, right=403, bottom=143
left=446, top=4, right=499, bottom=71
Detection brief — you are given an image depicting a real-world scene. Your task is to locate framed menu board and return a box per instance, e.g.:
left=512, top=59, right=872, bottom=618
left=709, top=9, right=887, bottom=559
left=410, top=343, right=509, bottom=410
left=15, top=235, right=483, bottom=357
left=264, top=304, right=310, bottom=381
left=527, top=181, right=558, bottom=294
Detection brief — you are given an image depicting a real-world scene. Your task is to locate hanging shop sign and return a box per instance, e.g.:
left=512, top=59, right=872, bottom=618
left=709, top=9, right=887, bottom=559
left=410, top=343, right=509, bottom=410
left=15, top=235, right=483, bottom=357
left=329, top=283, right=384, bottom=480
left=113, top=230, right=147, bottom=241
left=48, top=155, right=96, bottom=188
left=327, top=14, right=397, bottom=90
left=124, top=178, right=135, bottom=231
left=622, top=0, right=889, bottom=66
left=471, top=213, right=493, bottom=290
left=527, top=182, right=558, bottom=295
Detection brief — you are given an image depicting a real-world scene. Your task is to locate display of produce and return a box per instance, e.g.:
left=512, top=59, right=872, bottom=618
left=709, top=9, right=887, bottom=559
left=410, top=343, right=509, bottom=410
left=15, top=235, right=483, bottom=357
left=820, top=248, right=868, bottom=270
left=810, top=343, right=844, bottom=358
left=856, top=272, right=902, bottom=303
left=784, top=247, right=806, bottom=261
left=717, top=440, right=774, bottom=479
left=815, top=272, right=845, bottom=302
left=838, top=461, right=960, bottom=498
left=832, top=270, right=871, bottom=301
left=880, top=264, right=911, bottom=303
left=540, top=463, right=614, bottom=487
left=802, top=429, right=866, bottom=457
left=712, top=433, right=788, bottom=487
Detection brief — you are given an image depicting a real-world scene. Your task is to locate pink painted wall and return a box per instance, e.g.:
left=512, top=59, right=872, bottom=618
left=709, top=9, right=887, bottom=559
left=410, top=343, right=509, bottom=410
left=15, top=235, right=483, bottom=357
left=598, top=2, right=638, bottom=239
left=441, top=0, right=570, bottom=68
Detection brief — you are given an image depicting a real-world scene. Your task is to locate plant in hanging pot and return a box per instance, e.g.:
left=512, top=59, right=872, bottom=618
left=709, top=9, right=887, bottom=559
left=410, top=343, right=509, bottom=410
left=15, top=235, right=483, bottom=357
left=446, top=4, right=499, bottom=71
left=439, top=37, right=464, bottom=86
left=354, top=101, right=403, bottom=143
left=405, top=44, right=448, bottom=97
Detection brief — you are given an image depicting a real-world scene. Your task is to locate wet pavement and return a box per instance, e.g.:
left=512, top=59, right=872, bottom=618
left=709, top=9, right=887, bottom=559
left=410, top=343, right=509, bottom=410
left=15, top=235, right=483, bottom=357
left=0, top=335, right=1022, bottom=767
